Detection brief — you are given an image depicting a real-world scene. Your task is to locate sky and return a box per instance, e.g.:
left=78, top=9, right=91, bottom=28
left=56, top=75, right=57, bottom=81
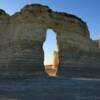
left=0, top=0, right=100, bottom=64
left=43, top=29, right=58, bottom=65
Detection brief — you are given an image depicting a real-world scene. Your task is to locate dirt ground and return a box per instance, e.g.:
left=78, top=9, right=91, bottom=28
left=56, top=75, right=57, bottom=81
left=0, top=76, right=100, bottom=100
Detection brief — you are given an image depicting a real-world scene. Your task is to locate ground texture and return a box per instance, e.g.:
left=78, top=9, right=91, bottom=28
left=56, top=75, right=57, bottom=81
left=0, top=76, right=100, bottom=100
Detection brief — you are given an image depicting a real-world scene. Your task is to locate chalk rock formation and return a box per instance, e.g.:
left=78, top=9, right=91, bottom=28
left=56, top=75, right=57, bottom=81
left=52, top=51, right=59, bottom=69
left=0, top=4, right=100, bottom=78
left=96, top=40, right=100, bottom=48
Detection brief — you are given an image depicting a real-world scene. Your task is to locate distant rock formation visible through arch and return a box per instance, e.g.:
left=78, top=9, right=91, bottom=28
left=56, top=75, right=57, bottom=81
left=0, top=4, right=100, bottom=78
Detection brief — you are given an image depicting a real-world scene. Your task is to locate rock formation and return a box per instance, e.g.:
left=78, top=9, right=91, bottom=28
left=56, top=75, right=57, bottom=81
left=96, top=40, right=100, bottom=48
left=52, top=51, right=59, bottom=69
left=45, top=51, right=59, bottom=77
left=0, top=4, right=100, bottom=78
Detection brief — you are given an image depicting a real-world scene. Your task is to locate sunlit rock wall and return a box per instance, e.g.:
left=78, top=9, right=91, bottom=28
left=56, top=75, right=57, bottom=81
left=0, top=4, right=100, bottom=78
left=0, top=7, right=47, bottom=77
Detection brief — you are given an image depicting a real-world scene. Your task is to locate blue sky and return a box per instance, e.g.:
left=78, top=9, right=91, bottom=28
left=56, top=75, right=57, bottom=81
left=0, top=0, right=100, bottom=64
left=43, top=29, right=58, bottom=65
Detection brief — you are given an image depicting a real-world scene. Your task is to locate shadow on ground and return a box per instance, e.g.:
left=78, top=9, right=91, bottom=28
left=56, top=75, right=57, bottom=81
left=0, top=76, right=100, bottom=100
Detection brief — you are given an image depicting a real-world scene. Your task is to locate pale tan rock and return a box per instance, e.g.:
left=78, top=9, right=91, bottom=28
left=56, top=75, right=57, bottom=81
left=96, top=40, right=100, bottom=48
left=0, top=4, right=100, bottom=78
left=52, top=51, right=59, bottom=69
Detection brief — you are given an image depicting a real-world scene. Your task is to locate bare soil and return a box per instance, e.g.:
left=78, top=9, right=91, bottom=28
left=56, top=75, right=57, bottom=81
left=0, top=76, right=100, bottom=100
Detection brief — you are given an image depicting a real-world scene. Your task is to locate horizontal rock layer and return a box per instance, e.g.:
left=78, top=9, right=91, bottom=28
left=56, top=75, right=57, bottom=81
left=0, top=4, right=100, bottom=78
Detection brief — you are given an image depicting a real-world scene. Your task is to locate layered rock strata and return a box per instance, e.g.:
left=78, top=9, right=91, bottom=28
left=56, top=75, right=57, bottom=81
left=0, top=4, right=100, bottom=78
left=96, top=40, right=100, bottom=48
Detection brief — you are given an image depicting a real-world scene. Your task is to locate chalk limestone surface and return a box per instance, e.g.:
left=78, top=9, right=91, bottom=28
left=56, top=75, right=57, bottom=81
left=0, top=4, right=100, bottom=78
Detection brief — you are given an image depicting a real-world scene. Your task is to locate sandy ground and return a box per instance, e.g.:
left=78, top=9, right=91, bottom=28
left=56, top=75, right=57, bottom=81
left=0, top=76, right=100, bottom=100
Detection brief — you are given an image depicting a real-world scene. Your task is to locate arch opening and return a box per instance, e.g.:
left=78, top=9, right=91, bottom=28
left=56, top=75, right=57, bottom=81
left=43, top=29, right=59, bottom=77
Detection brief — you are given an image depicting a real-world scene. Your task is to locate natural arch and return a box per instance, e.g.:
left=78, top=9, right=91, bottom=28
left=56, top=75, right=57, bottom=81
left=43, top=29, right=59, bottom=76
left=0, top=4, right=100, bottom=78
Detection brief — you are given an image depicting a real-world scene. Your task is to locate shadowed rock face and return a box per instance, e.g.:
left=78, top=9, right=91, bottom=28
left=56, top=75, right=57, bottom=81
left=0, top=4, right=100, bottom=78
left=96, top=40, right=100, bottom=48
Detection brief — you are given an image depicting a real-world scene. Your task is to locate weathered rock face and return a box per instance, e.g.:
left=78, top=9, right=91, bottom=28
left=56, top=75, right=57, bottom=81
left=52, top=51, right=59, bottom=68
left=0, top=4, right=100, bottom=78
left=96, top=40, right=100, bottom=48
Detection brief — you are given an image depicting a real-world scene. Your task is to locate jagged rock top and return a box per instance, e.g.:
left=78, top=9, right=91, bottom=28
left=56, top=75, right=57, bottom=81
left=0, top=9, right=9, bottom=16
left=21, top=4, right=85, bottom=24
left=0, top=3, right=90, bottom=38
left=0, top=4, right=85, bottom=24
left=0, top=9, right=6, bottom=15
